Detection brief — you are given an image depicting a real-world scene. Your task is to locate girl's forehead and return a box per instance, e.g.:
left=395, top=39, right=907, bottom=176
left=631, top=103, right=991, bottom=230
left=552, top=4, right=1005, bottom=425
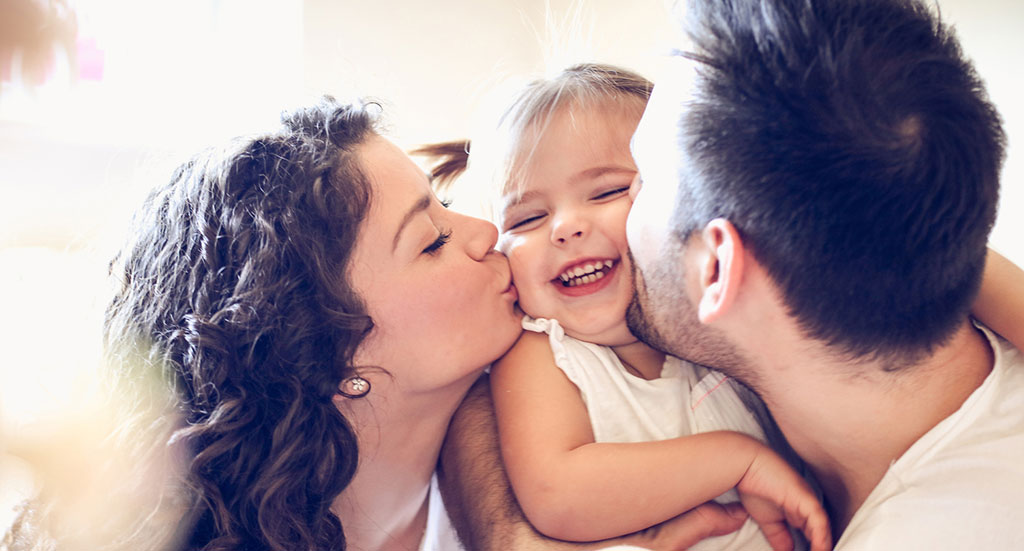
left=517, top=102, right=640, bottom=169
left=488, top=96, right=645, bottom=218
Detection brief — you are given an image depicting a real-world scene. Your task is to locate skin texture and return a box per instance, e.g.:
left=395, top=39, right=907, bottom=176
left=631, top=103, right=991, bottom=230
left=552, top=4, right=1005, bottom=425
left=624, top=57, right=750, bottom=378
left=333, top=136, right=523, bottom=550
left=349, top=136, right=522, bottom=392
left=499, top=101, right=640, bottom=348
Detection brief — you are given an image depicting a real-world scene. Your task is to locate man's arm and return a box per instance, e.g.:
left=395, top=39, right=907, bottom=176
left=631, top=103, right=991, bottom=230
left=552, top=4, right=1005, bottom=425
left=437, top=373, right=539, bottom=547
left=437, top=374, right=749, bottom=550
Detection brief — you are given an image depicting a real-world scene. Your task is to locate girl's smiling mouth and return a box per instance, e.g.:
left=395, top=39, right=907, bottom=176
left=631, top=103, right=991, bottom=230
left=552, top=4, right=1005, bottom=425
left=553, top=258, right=619, bottom=296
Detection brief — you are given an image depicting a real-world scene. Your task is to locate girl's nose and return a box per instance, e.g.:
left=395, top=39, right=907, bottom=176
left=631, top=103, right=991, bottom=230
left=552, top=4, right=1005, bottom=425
left=551, top=212, right=588, bottom=245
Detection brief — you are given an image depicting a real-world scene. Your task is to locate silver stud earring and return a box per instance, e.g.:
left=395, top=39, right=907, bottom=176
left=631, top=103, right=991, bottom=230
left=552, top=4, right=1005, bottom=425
left=338, top=376, right=371, bottom=398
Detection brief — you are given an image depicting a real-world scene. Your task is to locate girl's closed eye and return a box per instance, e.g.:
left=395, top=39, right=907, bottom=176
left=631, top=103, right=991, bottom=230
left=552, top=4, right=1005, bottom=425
left=423, top=229, right=452, bottom=255
left=505, top=212, right=547, bottom=232
left=591, top=186, right=631, bottom=201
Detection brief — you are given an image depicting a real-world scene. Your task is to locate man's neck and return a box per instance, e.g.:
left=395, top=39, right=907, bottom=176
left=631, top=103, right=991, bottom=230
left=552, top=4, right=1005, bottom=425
left=755, top=320, right=994, bottom=535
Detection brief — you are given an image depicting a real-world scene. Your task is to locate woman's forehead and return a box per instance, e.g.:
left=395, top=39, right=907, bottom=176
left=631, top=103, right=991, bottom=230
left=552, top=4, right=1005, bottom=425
left=360, top=136, right=430, bottom=199
left=355, top=136, right=434, bottom=244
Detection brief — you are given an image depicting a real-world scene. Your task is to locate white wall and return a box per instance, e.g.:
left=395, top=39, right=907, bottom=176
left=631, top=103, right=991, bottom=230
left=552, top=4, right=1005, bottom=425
left=301, top=0, right=679, bottom=147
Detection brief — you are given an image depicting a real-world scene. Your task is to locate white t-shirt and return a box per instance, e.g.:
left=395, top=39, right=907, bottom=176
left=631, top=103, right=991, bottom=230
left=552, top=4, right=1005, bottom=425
left=523, top=316, right=781, bottom=551
left=419, top=475, right=464, bottom=551
left=836, top=324, right=1024, bottom=550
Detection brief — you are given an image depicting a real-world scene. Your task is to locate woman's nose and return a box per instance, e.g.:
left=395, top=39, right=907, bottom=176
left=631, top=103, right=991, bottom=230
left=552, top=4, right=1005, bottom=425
left=551, top=211, right=587, bottom=245
left=459, top=212, right=499, bottom=260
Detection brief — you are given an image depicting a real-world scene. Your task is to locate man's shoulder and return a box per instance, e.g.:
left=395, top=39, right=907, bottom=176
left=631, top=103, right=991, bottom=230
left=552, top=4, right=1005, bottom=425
left=837, top=328, right=1024, bottom=550
left=839, top=441, right=1024, bottom=549
left=897, top=325, right=1024, bottom=488
left=837, top=471, right=1024, bottom=550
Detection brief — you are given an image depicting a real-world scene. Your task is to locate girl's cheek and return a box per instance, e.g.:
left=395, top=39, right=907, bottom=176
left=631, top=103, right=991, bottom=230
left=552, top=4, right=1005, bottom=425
left=497, top=233, right=513, bottom=254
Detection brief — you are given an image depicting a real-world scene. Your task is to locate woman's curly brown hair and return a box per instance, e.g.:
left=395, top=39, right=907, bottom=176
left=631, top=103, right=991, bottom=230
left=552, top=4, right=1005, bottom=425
left=100, top=96, right=379, bottom=550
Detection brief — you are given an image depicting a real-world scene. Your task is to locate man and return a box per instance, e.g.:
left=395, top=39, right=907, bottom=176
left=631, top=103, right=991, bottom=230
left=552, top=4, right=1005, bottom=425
left=440, top=0, right=1024, bottom=548
left=626, top=0, right=1024, bottom=547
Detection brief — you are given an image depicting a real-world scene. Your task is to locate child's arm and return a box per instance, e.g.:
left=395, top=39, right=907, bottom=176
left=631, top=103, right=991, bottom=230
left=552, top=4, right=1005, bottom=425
left=973, top=249, right=1024, bottom=349
left=491, top=331, right=830, bottom=549
left=439, top=374, right=751, bottom=550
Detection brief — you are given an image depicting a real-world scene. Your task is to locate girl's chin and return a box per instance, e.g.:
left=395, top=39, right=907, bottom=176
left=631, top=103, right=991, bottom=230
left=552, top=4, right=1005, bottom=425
left=562, top=322, right=636, bottom=347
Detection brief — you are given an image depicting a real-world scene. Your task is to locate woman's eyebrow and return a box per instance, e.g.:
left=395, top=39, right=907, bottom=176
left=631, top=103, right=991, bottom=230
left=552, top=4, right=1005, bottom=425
left=393, top=194, right=432, bottom=252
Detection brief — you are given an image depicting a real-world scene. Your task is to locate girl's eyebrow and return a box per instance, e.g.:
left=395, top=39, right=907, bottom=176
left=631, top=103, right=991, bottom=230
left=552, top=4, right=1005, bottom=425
left=575, top=165, right=637, bottom=181
left=500, top=189, right=541, bottom=213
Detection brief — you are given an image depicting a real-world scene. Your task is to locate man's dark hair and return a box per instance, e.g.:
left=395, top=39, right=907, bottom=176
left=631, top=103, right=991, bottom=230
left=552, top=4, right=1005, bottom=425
left=673, top=0, right=1005, bottom=363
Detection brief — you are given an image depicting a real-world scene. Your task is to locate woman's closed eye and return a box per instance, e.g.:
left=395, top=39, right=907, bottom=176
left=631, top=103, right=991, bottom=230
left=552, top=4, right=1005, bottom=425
left=423, top=229, right=452, bottom=255
left=419, top=197, right=454, bottom=255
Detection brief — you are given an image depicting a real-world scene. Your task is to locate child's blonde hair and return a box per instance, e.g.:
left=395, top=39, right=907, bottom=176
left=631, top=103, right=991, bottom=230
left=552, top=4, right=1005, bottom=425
left=414, top=63, right=652, bottom=221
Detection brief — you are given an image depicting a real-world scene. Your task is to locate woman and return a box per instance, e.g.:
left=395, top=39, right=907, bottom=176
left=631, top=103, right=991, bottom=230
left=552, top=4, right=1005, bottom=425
left=4, top=96, right=742, bottom=550
left=102, top=96, right=524, bottom=550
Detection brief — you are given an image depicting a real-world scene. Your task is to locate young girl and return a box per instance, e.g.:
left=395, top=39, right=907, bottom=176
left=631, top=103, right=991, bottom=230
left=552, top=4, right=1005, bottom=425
left=422, top=63, right=829, bottom=551
left=418, top=63, right=1024, bottom=550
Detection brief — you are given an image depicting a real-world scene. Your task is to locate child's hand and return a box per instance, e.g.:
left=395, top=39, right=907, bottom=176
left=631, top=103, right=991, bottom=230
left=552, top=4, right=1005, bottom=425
left=736, top=446, right=832, bottom=551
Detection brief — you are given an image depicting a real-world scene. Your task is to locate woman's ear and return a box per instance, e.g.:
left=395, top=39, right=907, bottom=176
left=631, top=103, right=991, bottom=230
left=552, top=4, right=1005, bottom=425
left=696, top=218, right=744, bottom=324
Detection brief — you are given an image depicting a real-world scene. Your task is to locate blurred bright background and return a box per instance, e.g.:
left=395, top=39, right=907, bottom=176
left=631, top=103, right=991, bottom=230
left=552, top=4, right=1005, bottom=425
left=1, top=0, right=1022, bottom=533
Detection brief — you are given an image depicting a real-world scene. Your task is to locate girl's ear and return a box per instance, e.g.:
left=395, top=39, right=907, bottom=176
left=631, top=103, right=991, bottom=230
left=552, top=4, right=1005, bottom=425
left=696, top=218, right=745, bottom=323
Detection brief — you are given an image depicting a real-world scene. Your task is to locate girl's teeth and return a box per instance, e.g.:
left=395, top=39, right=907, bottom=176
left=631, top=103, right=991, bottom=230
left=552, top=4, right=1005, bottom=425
left=559, top=260, right=617, bottom=285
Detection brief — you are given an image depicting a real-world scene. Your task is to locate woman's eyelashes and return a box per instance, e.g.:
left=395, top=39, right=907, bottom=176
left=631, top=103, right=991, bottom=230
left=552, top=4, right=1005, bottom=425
left=418, top=198, right=454, bottom=255
left=422, top=229, right=452, bottom=255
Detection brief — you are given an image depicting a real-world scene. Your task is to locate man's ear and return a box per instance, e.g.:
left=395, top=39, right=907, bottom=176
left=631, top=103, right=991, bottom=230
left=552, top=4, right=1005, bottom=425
left=696, top=218, right=744, bottom=323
